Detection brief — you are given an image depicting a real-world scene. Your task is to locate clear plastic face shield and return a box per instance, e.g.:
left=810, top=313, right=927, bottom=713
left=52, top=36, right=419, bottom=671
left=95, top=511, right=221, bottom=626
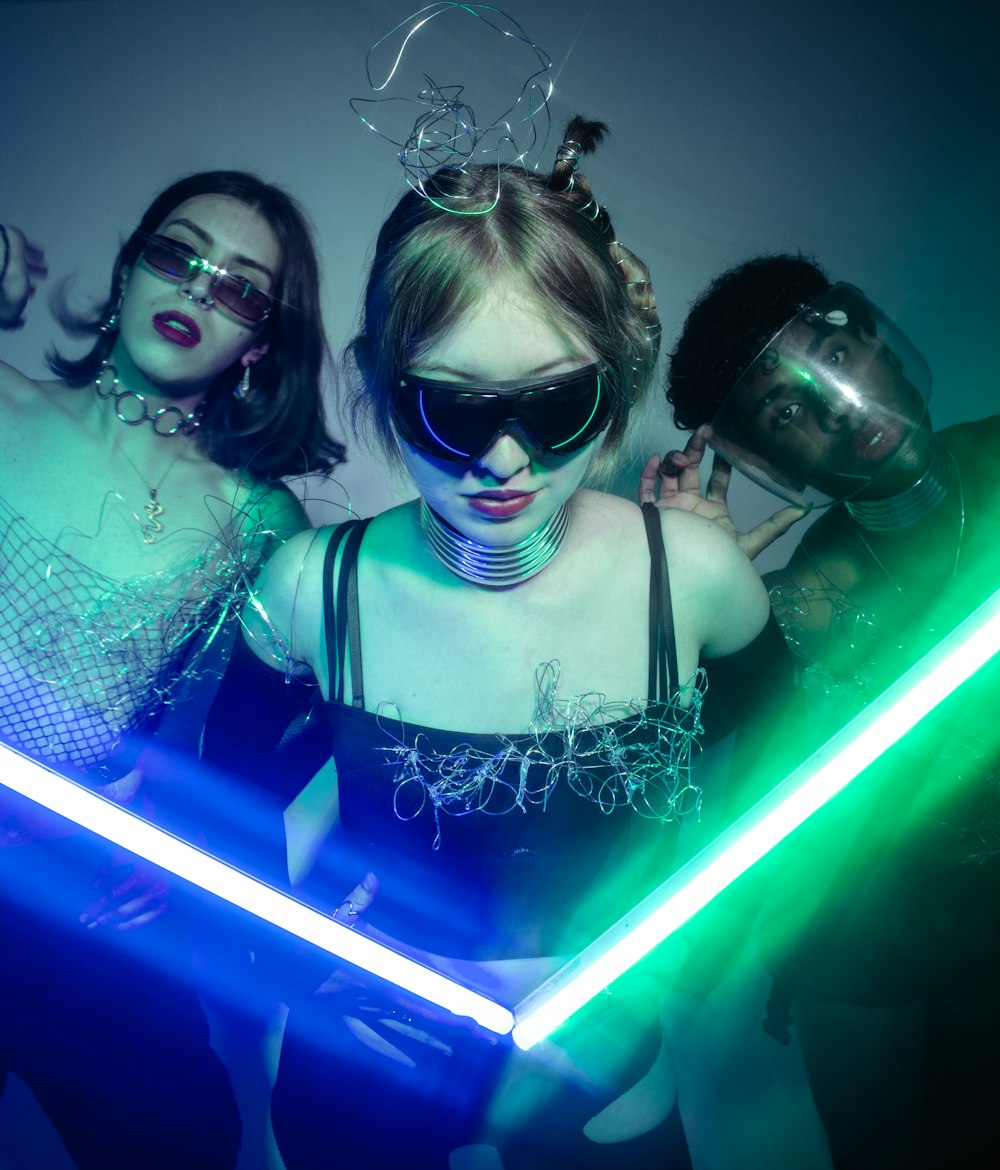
left=707, top=284, right=932, bottom=507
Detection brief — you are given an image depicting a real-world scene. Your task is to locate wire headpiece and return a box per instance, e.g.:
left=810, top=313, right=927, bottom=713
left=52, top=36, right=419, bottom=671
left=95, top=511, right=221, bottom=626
left=351, top=4, right=554, bottom=213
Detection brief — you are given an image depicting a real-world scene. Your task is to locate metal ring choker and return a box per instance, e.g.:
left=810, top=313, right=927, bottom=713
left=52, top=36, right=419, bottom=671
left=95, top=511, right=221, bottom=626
left=845, top=439, right=955, bottom=531
left=95, top=361, right=202, bottom=437
left=420, top=499, right=569, bottom=587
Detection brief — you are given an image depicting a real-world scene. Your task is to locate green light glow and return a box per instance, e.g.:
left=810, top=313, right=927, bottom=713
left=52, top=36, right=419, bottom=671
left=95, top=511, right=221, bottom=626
left=9, top=585, right=999, bottom=1051
left=511, top=585, right=1000, bottom=1050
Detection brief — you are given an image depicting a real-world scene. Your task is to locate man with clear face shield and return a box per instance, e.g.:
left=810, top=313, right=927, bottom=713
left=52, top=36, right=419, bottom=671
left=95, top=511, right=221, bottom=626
left=644, top=255, right=1000, bottom=1169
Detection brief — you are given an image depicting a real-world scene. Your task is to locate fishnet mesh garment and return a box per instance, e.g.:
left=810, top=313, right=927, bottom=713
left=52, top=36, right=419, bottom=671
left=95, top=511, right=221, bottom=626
left=0, top=496, right=243, bottom=775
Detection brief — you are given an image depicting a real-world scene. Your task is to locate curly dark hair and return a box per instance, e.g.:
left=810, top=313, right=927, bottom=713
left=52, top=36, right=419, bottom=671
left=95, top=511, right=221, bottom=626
left=48, top=170, right=345, bottom=480
left=349, top=117, right=660, bottom=468
left=667, top=254, right=831, bottom=431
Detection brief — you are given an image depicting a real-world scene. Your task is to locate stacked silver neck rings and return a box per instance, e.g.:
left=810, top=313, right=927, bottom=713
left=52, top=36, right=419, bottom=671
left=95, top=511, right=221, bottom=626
left=845, top=439, right=956, bottom=531
left=420, top=499, right=569, bottom=587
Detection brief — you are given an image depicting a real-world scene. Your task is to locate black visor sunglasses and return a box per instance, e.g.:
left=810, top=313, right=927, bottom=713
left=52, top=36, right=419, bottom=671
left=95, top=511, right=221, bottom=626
left=140, top=234, right=273, bottom=326
left=392, top=365, right=610, bottom=463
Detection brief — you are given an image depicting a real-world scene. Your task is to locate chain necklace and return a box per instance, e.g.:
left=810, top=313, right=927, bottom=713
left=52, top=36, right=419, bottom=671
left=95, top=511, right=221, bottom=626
left=420, top=499, right=569, bottom=587
left=96, top=361, right=202, bottom=437
left=112, top=441, right=185, bottom=545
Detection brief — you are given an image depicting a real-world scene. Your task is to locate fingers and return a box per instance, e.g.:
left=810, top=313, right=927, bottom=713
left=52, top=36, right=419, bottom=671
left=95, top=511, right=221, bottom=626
left=92, top=766, right=143, bottom=808
left=79, top=863, right=169, bottom=930
left=705, top=455, right=732, bottom=503
left=380, top=1017, right=453, bottom=1054
left=741, top=505, right=810, bottom=560
left=341, top=1009, right=454, bottom=1066
left=108, top=901, right=169, bottom=932
left=638, top=453, right=662, bottom=504
left=679, top=425, right=710, bottom=464
left=342, top=1015, right=420, bottom=1067
left=79, top=886, right=168, bottom=930
left=333, top=871, right=378, bottom=927
left=0, top=225, right=45, bottom=328
left=663, top=432, right=708, bottom=492
left=641, top=427, right=718, bottom=509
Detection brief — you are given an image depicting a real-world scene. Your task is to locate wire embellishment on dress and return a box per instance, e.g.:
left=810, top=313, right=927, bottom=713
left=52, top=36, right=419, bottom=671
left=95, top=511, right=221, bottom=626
left=377, top=662, right=706, bottom=849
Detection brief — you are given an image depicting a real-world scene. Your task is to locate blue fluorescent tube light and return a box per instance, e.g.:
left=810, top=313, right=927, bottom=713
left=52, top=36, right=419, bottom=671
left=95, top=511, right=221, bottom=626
left=8, top=585, right=998, bottom=1051
left=0, top=744, right=513, bottom=1037
left=511, top=585, right=1000, bottom=1049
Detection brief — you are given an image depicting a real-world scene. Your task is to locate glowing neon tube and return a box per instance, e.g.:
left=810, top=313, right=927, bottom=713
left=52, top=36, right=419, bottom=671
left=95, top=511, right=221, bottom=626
left=511, top=585, right=1000, bottom=1049
left=0, top=744, right=513, bottom=1036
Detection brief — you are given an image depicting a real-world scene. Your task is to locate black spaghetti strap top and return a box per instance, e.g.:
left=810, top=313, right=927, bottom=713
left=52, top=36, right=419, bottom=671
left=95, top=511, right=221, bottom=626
left=323, top=501, right=680, bottom=710
left=301, top=504, right=704, bottom=961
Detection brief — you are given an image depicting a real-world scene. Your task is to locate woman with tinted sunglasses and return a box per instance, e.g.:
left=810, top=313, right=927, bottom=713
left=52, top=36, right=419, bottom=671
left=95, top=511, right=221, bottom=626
left=208, top=121, right=768, bottom=1169
left=0, top=171, right=342, bottom=1169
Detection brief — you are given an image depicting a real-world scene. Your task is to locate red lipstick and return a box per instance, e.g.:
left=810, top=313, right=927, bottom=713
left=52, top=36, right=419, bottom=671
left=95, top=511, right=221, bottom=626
left=467, top=490, right=536, bottom=518
left=152, top=311, right=201, bottom=348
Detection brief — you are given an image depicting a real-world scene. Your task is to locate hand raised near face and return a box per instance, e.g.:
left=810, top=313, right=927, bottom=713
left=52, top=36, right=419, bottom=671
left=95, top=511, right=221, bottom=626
left=639, top=426, right=808, bottom=561
left=0, top=224, right=47, bottom=329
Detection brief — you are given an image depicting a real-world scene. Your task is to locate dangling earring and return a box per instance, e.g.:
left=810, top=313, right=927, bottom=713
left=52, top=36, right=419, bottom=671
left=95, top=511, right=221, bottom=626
left=100, top=291, right=123, bottom=334
left=235, top=363, right=252, bottom=401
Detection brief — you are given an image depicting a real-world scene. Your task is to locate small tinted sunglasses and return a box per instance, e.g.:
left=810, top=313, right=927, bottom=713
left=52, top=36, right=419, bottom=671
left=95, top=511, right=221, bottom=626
left=140, top=234, right=273, bottom=326
left=392, top=365, right=610, bottom=463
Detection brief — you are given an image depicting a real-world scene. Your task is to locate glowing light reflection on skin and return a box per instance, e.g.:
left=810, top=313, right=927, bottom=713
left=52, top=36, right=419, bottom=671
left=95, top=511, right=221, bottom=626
left=4, top=584, right=998, bottom=1049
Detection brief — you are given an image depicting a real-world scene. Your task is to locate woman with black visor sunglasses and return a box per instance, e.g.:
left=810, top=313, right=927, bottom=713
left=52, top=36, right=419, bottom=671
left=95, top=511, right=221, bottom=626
left=206, top=120, right=769, bottom=1169
left=0, top=172, right=342, bottom=1169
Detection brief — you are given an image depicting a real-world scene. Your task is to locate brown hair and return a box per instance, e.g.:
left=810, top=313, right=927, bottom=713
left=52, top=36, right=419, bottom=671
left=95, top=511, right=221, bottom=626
left=349, top=118, right=660, bottom=467
left=49, top=170, right=344, bottom=479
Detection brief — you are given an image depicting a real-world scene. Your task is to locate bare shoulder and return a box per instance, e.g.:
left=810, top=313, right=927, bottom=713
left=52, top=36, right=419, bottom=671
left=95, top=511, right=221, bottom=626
left=568, top=493, right=767, bottom=658
left=657, top=505, right=770, bottom=658
left=568, top=490, right=735, bottom=578
left=567, top=488, right=649, bottom=553
left=0, top=368, right=82, bottom=466
left=659, top=504, right=748, bottom=567
left=0, top=361, right=56, bottom=410
left=242, top=525, right=332, bottom=671
left=575, top=489, right=737, bottom=548
left=234, top=476, right=311, bottom=549
left=573, top=486, right=639, bottom=525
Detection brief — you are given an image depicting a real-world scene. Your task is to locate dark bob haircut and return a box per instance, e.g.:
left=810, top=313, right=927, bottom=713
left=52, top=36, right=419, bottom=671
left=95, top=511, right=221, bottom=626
left=348, top=118, right=660, bottom=468
left=49, top=170, right=344, bottom=479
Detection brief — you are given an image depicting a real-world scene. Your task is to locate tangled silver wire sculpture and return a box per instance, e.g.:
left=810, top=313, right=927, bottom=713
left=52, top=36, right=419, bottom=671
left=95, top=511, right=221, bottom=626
left=351, top=4, right=554, bottom=212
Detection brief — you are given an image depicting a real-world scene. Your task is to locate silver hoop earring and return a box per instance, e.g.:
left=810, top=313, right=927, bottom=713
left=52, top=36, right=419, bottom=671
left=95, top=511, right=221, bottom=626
left=100, top=293, right=123, bottom=334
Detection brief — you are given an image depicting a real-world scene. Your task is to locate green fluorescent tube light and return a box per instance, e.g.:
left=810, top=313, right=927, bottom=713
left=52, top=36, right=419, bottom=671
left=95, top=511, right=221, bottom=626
left=0, top=743, right=513, bottom=1037
left=511, top=585, right=1000, bottom=1050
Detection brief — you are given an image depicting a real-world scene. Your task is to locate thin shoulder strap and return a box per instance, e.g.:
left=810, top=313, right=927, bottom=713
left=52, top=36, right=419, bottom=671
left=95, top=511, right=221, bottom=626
left=642, top=502, right=679, bottom=701
left=322, top=518, right=372, bottom=708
